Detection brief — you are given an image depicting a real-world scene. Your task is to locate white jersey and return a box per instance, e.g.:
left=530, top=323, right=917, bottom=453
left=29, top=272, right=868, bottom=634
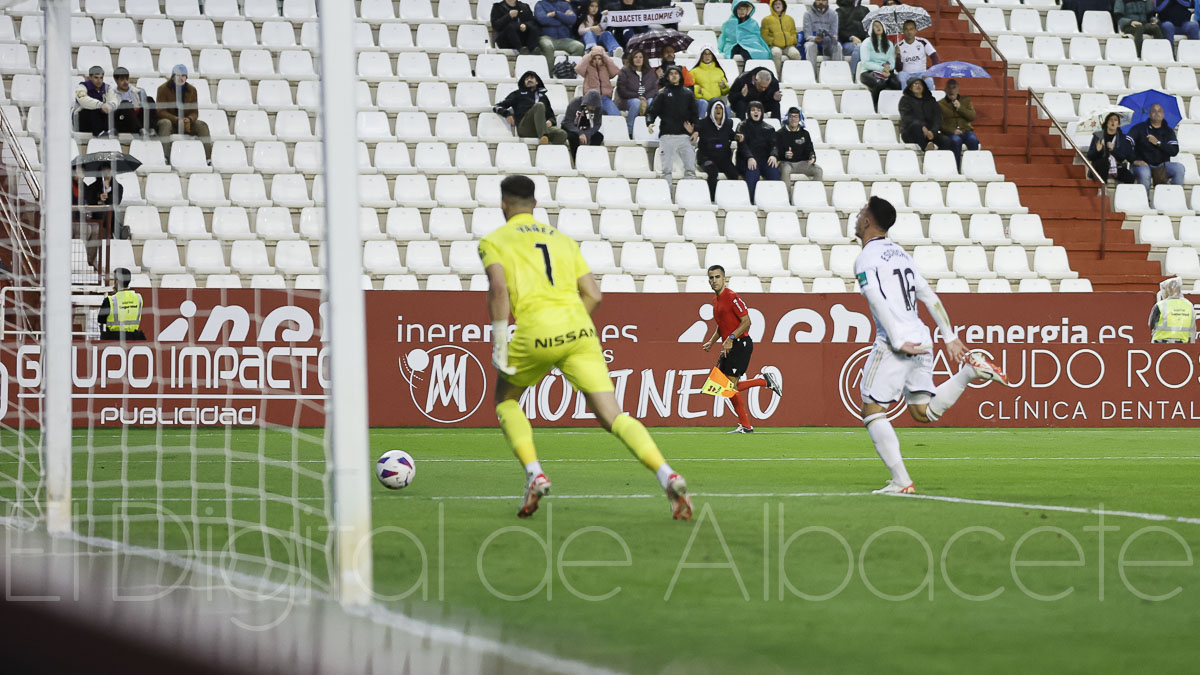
left=854, top=238, right=936, bottom=349
left=897, top=37, right=936, bottom=73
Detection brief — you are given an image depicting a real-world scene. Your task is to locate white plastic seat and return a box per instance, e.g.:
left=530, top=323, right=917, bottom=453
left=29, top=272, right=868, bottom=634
left=887, top=214, right=928, bottom=246
left=1164, top=247, right=1200, bottom=279
left=636, top=210, right=679, bottom=243
left=186, top=173, right=229, bottom=207
left=787, top=244, right=830, bottom=277
left=619, top=242, right=663, bottom=275
left=912, top=245, right=953, bottom=279
left=805, top=212, right=848, bottom=244
left=599, top=274, right=637, bottom=293
left=260, top=20, right=297, bottom=48
left=1137, top=215, right=1178, bottom=246
left=724, top=212, right=765, bottom=243
left=211, top=207, right=253, bottom=240
left=1018, top=63, right=1051, bottom=90
left=681, top=211, right=724, bottom=243
left=229, top=174, right=271, bottom=207
left=704, top=243, right=746, bottom=275
left=233, top=110, right=272, bottom=141
left=1152, top=185, right=1190, bottom=216
left=642, top=275, right=680, bottom=292
left=767, top=277, right=805, bottom=293
left=270, top=174, right=313, bottom=208
left=124, top=206, right=165, bottom=240
left=230, top=240, right=275, bottom=274
left=1017, top=278, right=1052, bottom=292
left=434, top=174, right=478, bottom=209
left=144, top=173, right=188, bottom=206
left=846, top=149, right=883, bottom=177
left=141, top=239, right=187, bottom=274
left=715, top=181, right=755, bottom=211
left=1113, top=184, right=1153, bottom=216
left=928, top=214, right=970, bottom=245
left=764, top=212, right=805, bottom=244
left=792, top=182, right=832, bottom=211
left=395, top=112, right=433, bottom=142
left=448, top=240, right=484, bottom=275
left=255, top=207, right=298, bottom=240
left=967, top=214, right=1011, bottom=245
left=884, top=150, right=923, bottom=181
left=936, top=278, right=971, bottom=293
left=599, top=210, right=641, bottom=242
left=952, top=245, right=995, bottom=279
left=185, top=240, right=230, bottom=274
left=385, top=207, right=429, bottom=241
left=252, top=141, right=292, bottom=174
left=581, top=241, right=621, bottom=275
left=974, top=278, right=1010, bottom=292
left=674, top=179, right=716, bottom=212
left=1057, top=278, right=1092, bottom=292
left=596, top=178, right=634, bottom=209
left=358, top=52, right=394, bottom=80
left=1033, top=246, right=1077, bottom=279
left=746, top=244, right=786, bottom=276
left=663, top=242, right=704, bottom=276
left=908, top=182, right=946, bottom=212
left=810, top=277, right=848, bottom=293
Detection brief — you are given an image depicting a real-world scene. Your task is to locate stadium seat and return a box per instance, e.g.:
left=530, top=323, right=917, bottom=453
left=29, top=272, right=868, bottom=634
left=810, top=277, right=848, bottom=293
left=186, top=173, right=229, bottom=207
left=211, top=207, right=253, bottom=240
left=596, top=178, right=634, bottom=209
left=185, top=240, right=230, bottom=274
left=1033, top=246, right=1078, bottom=279
left=641, top=210, right=683, bottom=243
left=642, top=275, right=680, bottom=292
left=600, top=274, right=638, bottom=293
left=976, top=278, right=1012, bottom=293
left=768, top=276, right=806, bottom=293
left=888, top=214, right=929, bottom=246
left=1152, top=185, right=1190, bottom=216
left=952, top=246, right=996, bottom=279
left=250, top=274, right=286, bottom=289
left=928, top=214, right=971, bottom=246
left=725, top=212, right=766, bottom=243
left=805, top=212, right=847, bottom=245
left=142, top=239, right=187, bottom=274
left=1164, top=246, right=1200, bottom=279
left=913, top=245, right=953, bottom=278
left=787, top=244, right=830, bottom=277
left=1114, top=183, right=1154, bottom=216
left=747, top=244, right=787, bottom=277
left=1136, top=215, right=1178, bottom=246
left=968, top=214, right=1011, bottom=245
left=636, top=179, right=676, bottom=211
left=581, top=241, right=621, bottom=275
left=230, top=239, right=274, bottom=274
left=1018, top=278, right=1053, bottom=292
left=599, top=210, right=641, bottom=242
left=1059, top=278, right=1094, bottom=292
left=663, top=242, right=704, bottom=276
left=936, top=278, right=971, bottom=293
left=619, top=242, right=663, bottom=275
left=884, top=150, right=923, bottom=181
left=908, top=181, right=946, bottom=213
left=448, top=240, right=484, bottom=275
left=682, top=211, right=724, bottom=243
left=870, top=181, right=908, bottom=210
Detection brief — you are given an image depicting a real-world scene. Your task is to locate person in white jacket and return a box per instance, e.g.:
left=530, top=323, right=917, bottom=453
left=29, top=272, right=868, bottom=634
left=74, top=65, right=119, bottom=136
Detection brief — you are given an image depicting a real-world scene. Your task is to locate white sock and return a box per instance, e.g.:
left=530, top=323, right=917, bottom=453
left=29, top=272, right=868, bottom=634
left=927, top=368, right=974, bottom=421
left=656, top=463, right=675, bottom=490
left=864, top=413, right=911, bottom=486
left=524, top=460, right=544, bottom=484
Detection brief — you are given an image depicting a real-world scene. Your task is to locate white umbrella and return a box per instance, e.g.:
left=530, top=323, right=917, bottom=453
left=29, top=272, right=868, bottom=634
left=1075, top=105, right=1134, bottom=133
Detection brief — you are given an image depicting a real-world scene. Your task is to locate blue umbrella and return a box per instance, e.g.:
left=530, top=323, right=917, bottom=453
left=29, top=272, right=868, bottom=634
left=924, top=60, right=991, bottom=79
left=1119, top=89, right=1182, bottom=132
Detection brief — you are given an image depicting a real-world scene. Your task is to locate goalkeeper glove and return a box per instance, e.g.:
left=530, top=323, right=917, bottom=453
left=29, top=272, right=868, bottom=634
left=491, top=321, right=517, bottom=376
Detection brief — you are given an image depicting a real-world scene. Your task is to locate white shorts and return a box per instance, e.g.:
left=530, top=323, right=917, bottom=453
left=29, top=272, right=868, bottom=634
left=859, top=342, right=935, bottom=405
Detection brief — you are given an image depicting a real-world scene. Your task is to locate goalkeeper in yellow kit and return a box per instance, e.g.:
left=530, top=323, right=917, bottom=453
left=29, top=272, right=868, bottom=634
left=479, top=175, right=693, bottom=520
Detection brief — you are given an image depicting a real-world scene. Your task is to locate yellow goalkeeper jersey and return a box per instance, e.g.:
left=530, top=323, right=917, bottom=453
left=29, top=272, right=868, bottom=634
left=478, top=212, right=592, bottom=325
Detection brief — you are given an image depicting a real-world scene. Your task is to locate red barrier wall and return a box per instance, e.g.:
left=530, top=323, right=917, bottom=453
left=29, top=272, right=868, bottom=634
left=3, top=290, right=1198, bottom=428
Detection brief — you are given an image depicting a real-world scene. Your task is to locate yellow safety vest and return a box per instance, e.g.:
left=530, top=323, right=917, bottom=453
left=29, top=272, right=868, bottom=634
left=1152, top=297, right=1194, bottom=343
left=105, top=289, right=143, bottom=332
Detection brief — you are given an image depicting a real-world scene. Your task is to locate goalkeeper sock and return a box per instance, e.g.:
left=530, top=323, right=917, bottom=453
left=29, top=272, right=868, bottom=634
left=864, top=412, right=911, bottom=486
left=731, top=392, right=753, bottom=429
left=497, top=399, right=540, bottom=476
left=737, top=378, right=766, bottom=391
left=927, top=368, right=974, bottom=421
left=655, top=464, right=676, bottom=491
left=611, top=413, right=666, bottom=473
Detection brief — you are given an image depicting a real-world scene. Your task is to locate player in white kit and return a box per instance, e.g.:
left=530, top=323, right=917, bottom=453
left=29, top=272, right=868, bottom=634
left=853, top=197, right=1013, bottom=494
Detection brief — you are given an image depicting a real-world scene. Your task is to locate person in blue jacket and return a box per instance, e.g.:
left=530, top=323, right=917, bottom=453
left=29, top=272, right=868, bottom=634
left=536, top=0, right=586, bottom=71
left=719, top=0, right=772, bottom=61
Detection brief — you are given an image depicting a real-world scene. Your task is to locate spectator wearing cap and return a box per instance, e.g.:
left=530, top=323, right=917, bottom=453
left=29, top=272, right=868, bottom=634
left=111, top=67, right=154, bottom=135
left=74, top=65, right=118, bottom=136
left=156, top=64, right=211, bottom=162
left=776, top=107, right=822, bottom=183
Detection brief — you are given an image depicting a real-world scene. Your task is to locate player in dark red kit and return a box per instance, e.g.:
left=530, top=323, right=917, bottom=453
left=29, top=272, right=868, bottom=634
left=701, top=265, right=783, bottom=433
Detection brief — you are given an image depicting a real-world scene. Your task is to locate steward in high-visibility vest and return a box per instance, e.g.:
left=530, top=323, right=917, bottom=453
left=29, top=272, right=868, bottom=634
left=1149, top=277, right=1196, bottom=344
left=99, top=268, right=146, bottom=340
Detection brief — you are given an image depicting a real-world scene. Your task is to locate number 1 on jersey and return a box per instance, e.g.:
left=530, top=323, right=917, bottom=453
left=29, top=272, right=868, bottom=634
left=535, top=243, right=554, bottom=284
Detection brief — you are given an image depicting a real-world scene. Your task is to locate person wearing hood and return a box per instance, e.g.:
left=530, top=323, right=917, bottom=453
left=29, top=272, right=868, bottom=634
left=155, top=65, right=212, bottom=162
left=1115, top=0, right=1165, bottom=56
left=1086, top=112, right=1136, bottom=185
left=575, top=46, right=622, bottom=115
left=898, top=77, right=952, bottom=153
left=492, top=0, right=542, bottom=54
left=697, top=99, right=740, bottom=199
left=562, top=89, right=607, bottom=158
left=536, top=0, right=585, bottom=71
left=616, top=49, right=658, bottom=135
left=938, top=79, right=979, bottom=168
left=654, top=46, right=694, bottom=88
left=74, top=65, right=119, bottom=136
left=761, top=0, right=800, bottom=72
left=730, top=66, right=782, bottom=120
left=691, top=48, right=730, bottom=119
left=719, top=1, right=773, bottom=61
left=647, top=65, right=699, bottom=187
left=803, top=0, right=843, bottom=64
left=1155, top=0, right=1199, bottom=47
left=776, top=107, right=822, bottom=184
left=858, top=20, right=900, bottom=108
left=836, top=0, right=869, bottom=75
left=736, top=101, right=780, bottom=203
left=494, top=71, right=569, bottom=145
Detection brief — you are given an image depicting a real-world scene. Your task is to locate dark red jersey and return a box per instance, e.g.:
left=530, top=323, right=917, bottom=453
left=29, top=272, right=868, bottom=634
left=713, top=288, right=749, bottom=339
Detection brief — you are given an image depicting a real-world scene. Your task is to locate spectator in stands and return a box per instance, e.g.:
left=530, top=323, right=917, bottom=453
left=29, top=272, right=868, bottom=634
left=898, top=77, right=952, bottom=153
left=896, top=20, right=938, bottom=91
left=777, top=106, right=822, bottom=183
left=804, top=0, right=843, bottom=65
left=1064, top=0, right=1113, bottom=26
left=858, top=20, right=900, bottom=109
left=575, top=45, right=623, bottom=115
left=616, top=49, right=658, bottom=135
left=1115, top=0, right=1164, bottom=56
left=730, top=67, right=782, bottom=120
left=938, top=79, right=979, bottom=168
left=647, top=66, right=699, bottom=188
left=575, top=0, right=621, bottom=56
left=563, top=89, right=606, bottom=158
left=98, top=268, right=145, bottom=341
left=607, top=0, right=650, bottom=48
left=492, top=0, right=542, bottom=54
left=761, top=0, right=800, bottom=72
left=1129, top=103, right=1184, bottom=193
left=719, top=1, right=773, bottom=62
left=85, top=166, right=126, bottom=240
left=111, top=67, right=153, bottom=136
left=156, top=65, right=212, bottom=163
left=837, top=0, right=870, bottom=76
left=73, top=65, right=117, bottom=136
left=1156, top=0, right=1199, bottom=47
left=736, top=101, right=780, bottom=203
left=697, top=100, right=740, bottom=199
left=654, top=46, right=694, bottom=88
left=71, top=172, right=101, bottom=272
left=1087, top=112, right=1136, bottom=185
left=536, top=0, right=586, bottom=72
left=495, top=71, right=569, bottom=145
left=691, top=48, right=730, bottom=119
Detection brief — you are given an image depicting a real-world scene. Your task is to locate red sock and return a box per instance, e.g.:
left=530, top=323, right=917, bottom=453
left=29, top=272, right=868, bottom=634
left=738, top=378, right=766, bottom=391
left=731, top=392, right=753, bottom=429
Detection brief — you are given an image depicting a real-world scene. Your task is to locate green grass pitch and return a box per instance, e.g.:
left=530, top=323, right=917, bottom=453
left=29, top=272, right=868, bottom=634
left=6, top=427, right=1200, bottom=674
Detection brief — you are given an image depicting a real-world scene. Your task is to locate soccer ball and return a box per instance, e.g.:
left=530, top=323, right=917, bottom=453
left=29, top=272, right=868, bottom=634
left=376, top=450, right=416, bottom=489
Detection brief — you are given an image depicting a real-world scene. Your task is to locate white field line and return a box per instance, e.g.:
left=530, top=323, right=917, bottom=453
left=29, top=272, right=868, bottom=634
left=896, top=493, right=1200, bottom=526
left=0, top=518, right=624, bottom=675
left=50, top=456, right=1200, bottom=465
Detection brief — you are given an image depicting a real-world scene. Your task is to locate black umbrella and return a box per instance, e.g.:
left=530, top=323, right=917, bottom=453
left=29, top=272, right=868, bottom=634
left=72, top=151, right=142, bottom=175
left=626, top=26, right=693, bottom=60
